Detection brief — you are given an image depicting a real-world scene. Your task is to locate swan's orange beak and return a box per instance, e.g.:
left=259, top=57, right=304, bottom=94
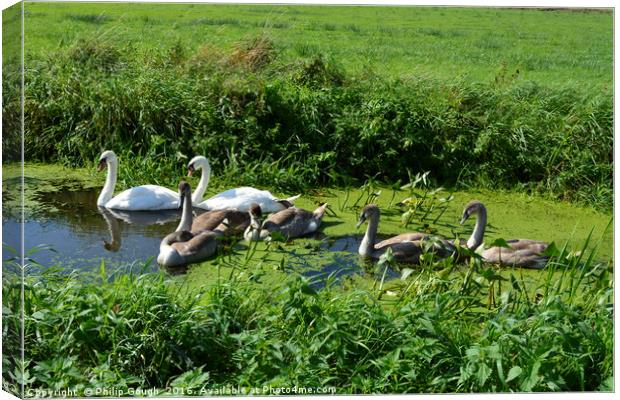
left=97, top=159, right=107, bottom=172
left=187, top=165, right=194, bottom=177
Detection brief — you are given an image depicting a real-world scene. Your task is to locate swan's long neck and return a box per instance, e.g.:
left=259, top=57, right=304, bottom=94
left=244, top=214, right=263, bottom=241
left=467, top=206, right=487, bottom=250
left=192, top=160, right=211, bottom=204
left=359, top=213, right=379, bottom=257
left=97, top=159, right=118, bottom=206
left=176, top=191, right=193, bottom=232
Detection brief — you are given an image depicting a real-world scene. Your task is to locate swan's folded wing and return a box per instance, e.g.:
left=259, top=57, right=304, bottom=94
left=481, top=243, right=549, bottom=268
left=507, top=239, right=548, bottom=254
left=106, top=185, right=179, bottom=211
left=192, top=210, right=229, bottom=232
left=263, top=208, right=313, bottom=232
left=387, top=241, right=424, bottom=264
left=172, top=231, right=218, bottom=258
left=375, top=232, right=429, bottom=249
left=164, top=231, right=194, bottom=246
left=193, top=210, right=250, bottom=234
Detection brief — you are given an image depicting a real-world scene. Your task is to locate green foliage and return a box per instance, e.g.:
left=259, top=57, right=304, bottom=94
left=7, top=32, right=612, bottom=209
left=2, top=250, right=613, bottom=395
left=2, top=3, right=22, bottom=162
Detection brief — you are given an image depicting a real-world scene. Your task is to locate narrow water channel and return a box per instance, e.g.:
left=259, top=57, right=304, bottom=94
left=2, top=164, right=613, bottom=283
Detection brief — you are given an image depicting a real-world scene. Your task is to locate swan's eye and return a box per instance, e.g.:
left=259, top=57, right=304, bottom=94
left=97, top=158, right=107, bottom=171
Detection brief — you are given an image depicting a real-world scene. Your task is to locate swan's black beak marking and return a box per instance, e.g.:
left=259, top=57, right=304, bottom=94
left=356, top=215, right=366, bottom=229
left=187, top=165, right=194, bottom=177
left=459, top=214, right=468, bottom=225
left=97, top=159, right=107, bottom=172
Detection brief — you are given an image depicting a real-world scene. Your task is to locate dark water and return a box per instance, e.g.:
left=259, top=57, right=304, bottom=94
left=2, top=189, right=184, bottom=273
left=2, top=188, right=380, bottom=283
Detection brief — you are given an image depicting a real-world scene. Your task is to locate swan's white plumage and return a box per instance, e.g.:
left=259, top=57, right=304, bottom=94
left=97, top=151, right=296, bottom=212
left=104, top=185, right=180, bottom=211
left=195, top=186, right=289, bottom=213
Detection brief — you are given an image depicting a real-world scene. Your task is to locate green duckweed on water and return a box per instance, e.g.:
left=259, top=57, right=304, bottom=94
left=4, top=162, right=613, bottom=254
left=3, top=162, right=611, bottom=277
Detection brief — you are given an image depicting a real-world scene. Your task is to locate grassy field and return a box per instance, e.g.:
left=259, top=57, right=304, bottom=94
left=3, top=3, right=613, bottom=209
left=21, top=3, right=612, bottom=86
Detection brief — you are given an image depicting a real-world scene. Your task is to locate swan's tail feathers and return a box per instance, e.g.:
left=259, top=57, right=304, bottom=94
left=276, top=194, right=301, bottom=209
left=313, top=202, right=329, bottom=219
left=284, top=194, right=301, bottom=203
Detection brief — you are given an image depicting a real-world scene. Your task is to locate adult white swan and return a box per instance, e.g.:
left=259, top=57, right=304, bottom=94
left=97, top=151, right=210, bottom=211
left=188, top=155, right=300, bottom=213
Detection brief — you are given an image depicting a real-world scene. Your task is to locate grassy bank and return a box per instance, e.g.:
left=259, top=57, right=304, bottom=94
left=3, top=33, right=612, bottom=211
left=2, top=248, right=613, bottom=395
left=2, top=4, right=613, bottom=211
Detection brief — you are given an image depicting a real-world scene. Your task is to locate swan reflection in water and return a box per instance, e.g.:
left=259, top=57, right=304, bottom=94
left=105, top=208, right=182, bottom=226
left=98, top=207, right=122, bottom=252
left=97, top=207, right=183, bottom=252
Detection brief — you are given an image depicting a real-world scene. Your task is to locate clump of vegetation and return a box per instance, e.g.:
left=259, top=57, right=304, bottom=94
left=2, top=2, right=22, bottom=162
left=2, top=247, right=613, bottom=395
left=3, top=6, right=613, bottom=211
left=65, top=12, right=112, bottom=25
left=10, top=37, right=611, bottom=210
left=67, top=36, right=124, bottom=72
left=229, top=35, right=275, bottom=71
left=293, top=55, right=344, bottom=87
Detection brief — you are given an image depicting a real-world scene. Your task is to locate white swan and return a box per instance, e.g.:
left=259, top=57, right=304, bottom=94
left=189, top=156, right=300, bottom=212
left=97, top=151, right=209, bottom=211
left=186, top=155, right=211, bottom=204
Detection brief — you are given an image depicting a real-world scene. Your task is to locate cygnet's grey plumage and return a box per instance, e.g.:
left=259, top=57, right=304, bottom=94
left=244, top=203, right=328, bottom=241
left=191, top=209, right=250, bottom=236
left=157, top=181, right=222, bottom=267
left=357, top=204, right=455, bottom=263
left=460, top=200, right=549, bottom=269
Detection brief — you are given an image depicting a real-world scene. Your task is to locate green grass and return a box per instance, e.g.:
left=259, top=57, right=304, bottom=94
left=2, top=244, right=613, bottom=395
left=2, top=2, right=22, bottom=162
left=22, top=3, right=612, bottom=86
